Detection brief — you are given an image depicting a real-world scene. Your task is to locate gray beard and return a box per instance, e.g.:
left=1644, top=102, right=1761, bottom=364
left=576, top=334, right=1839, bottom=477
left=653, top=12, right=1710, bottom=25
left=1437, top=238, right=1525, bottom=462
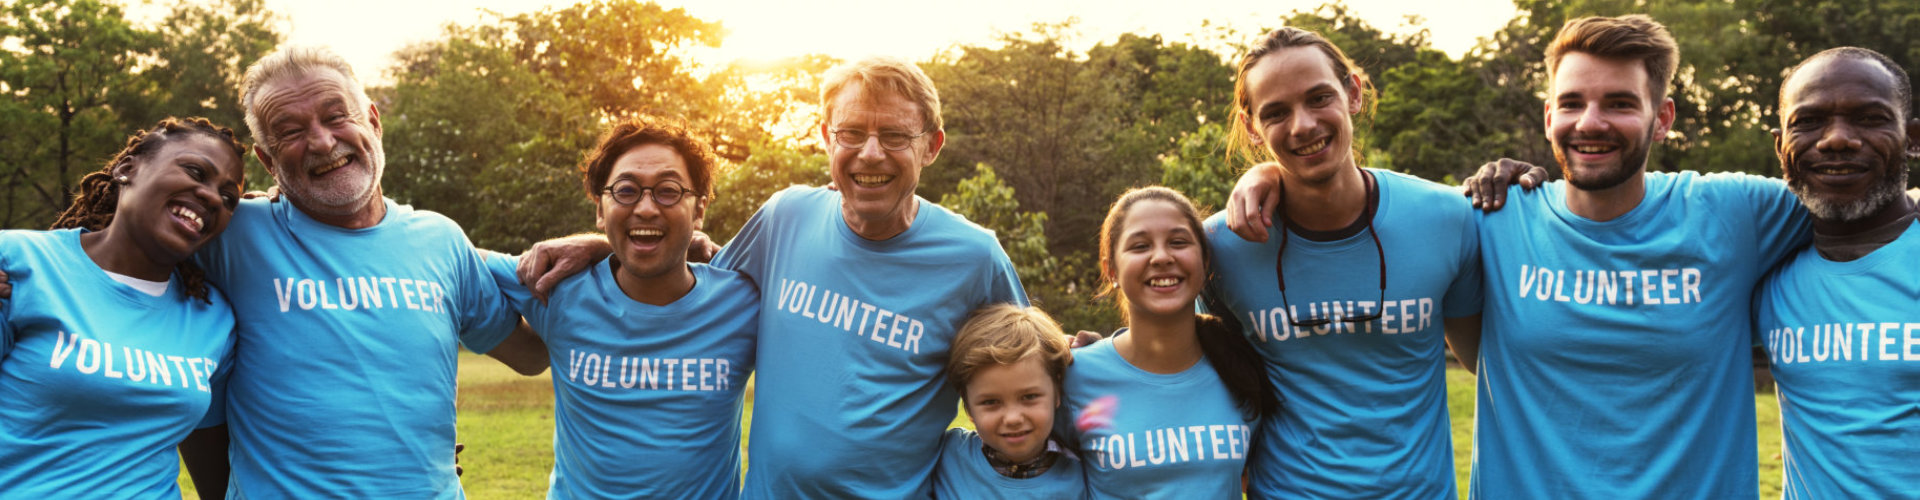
left=1789, top=162, right=1909, bottom=222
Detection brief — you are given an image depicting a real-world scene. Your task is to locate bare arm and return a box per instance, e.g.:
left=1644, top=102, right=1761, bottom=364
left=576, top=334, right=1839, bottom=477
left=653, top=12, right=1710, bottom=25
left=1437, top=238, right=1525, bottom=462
left=515, top=234, right=613, bottom=303
left=179, top=425, right=230, bottom=499
left=513, top=232, right=721, bottom=301
left=1443, top=315, right=1483, bottom=374
left=484, top=319, right=550, bottom=375
left=1226, top=162, right=1285, bottom=243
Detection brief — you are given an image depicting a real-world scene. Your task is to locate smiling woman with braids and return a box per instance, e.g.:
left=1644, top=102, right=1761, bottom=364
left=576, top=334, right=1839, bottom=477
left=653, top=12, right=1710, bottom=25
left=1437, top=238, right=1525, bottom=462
left=0, top=116, right=247, bottom=496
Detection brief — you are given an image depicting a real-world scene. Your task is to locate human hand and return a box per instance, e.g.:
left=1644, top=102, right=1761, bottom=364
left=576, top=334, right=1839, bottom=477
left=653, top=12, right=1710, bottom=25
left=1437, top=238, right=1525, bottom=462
left=516, top=234, right=612, bottom=304
left=1463, top=158, right=1550, bottom=211
left=687, top=231, right=720, bottom=263
left=1227, top=162, right=1284, bottom=243
left=241, top=185, right=280, bottom=201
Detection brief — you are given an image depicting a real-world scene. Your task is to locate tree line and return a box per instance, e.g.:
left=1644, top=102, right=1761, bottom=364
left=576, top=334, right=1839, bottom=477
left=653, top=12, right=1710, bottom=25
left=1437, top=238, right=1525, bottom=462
left=4, top=0, right=1915, bottom=332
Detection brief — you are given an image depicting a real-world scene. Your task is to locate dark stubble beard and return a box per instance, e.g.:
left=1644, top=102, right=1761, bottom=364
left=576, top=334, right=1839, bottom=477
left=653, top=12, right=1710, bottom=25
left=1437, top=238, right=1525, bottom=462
left=1553, top=125, right=1658, bottom=192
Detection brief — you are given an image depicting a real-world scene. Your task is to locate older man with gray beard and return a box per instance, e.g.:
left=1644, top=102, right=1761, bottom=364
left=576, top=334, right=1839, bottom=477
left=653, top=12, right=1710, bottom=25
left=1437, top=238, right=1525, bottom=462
left=176, top=45, right=546, bottom=498
left=1751, top=46, right=1920, bottom=500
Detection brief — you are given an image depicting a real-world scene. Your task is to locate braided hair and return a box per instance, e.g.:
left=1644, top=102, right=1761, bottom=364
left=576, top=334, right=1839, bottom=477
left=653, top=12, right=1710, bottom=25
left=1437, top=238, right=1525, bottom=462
left=52, top=117, right=248, bottom=304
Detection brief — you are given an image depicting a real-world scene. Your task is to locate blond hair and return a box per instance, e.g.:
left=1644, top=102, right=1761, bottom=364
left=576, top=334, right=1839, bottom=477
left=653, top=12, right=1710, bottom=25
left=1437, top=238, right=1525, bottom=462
left=947, top=304, right=1071, bottom=401
left=240, top=45, right=372, bottom=147
left=819, top=56, right=943, bottom=133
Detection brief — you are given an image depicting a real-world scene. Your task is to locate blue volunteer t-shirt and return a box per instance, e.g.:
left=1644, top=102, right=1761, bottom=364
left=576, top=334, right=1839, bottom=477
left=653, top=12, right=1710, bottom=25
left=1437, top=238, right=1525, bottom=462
left=1206, top=168, right=1481, bottom=498
left=194, top=198, right=517, bottom=499
left=1471, top=171, right=1809, bottom=499
left=714, top=186, right=1027, bottom=499
left=1754, top=220, right=1920, bottom=499
left=1057, top=334, right=1255, bottom=499
left=486, top=254, right=758, bottom=499
left=0, top=228, right=235, bottom=497
left=931, top=428, right=1088, bottom=499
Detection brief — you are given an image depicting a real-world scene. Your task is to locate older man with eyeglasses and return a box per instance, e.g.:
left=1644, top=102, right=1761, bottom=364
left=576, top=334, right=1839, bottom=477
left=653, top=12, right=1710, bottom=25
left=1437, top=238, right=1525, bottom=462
left=521, top=57, right=1026, bottom=499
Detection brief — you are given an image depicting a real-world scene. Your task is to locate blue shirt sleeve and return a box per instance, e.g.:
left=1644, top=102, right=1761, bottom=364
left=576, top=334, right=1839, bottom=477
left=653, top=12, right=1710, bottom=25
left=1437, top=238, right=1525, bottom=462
left=198, top=334, right=236, bottom=429
left=1709, top=172, right=1812, bottom=269
left=451, top=239, right=518, bottom=354
left=1442, top=204, right=1485, bottom=318
left=712, top=187, right=790, bottom=280
left=984, top=246, right=1029, bottom=307
left=481, top=252, right=552, bottom=339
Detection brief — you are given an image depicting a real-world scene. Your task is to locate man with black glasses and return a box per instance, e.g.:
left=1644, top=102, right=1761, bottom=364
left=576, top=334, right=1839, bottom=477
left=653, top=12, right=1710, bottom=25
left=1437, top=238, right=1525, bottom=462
left=480, top=117, right=761, bottom=498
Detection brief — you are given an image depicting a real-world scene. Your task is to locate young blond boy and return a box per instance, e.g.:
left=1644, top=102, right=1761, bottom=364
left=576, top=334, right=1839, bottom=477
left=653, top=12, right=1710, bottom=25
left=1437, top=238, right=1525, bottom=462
left=932, top=304, right=1088, bottom=499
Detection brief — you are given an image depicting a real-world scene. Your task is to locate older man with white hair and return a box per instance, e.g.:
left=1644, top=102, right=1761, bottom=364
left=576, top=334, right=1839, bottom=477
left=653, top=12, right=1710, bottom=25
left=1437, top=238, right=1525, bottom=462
left=179, top=45, right=546, bottom=498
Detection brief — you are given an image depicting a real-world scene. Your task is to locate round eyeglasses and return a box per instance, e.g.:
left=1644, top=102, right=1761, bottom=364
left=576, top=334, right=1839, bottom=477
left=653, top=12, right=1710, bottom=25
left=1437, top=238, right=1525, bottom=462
left=601, top=179, right=690, bottom=207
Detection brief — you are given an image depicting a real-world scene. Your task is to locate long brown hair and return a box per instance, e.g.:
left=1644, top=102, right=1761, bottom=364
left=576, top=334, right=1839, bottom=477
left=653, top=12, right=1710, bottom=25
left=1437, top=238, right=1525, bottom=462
left=53, top=117, right=247, bottom=303
left=1096, top=186, right=1277, bottom=421
left=1227, top=27, right=1377, bottom=168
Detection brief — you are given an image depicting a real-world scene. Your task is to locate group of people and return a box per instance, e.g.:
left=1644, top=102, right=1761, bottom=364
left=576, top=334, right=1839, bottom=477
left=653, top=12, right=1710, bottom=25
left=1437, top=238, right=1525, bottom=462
left=0, top=11, right=1911, bottom=500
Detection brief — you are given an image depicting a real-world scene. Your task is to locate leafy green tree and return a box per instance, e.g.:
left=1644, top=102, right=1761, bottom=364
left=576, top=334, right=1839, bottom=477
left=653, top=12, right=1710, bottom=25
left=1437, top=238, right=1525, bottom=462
left=705, top=142, right=830, bottom=246
left=1159, top=122, right=1240, bottom=212
left=924, top=23, right=1122, bottom=252
left=379, top=0, right=830, bottom=250
left=382, top=35, right=602, bottom=252
left=940, top=164, right=1114, bottom=332
left=492, top=0, right=812, bottom=163
left=133, top=0, right=283, bottom=191
left=0, top=0, right=158, bottom=227
left=1088, top=32, right=1236, bottom=192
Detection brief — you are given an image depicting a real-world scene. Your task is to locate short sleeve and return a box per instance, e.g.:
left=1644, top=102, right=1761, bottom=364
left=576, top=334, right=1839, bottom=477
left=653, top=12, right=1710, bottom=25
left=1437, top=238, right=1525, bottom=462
left=197, top=332, right=237, bottom=429
left=451, top=240, right=518, bottom=354
left=482, top=252, right=552, bottom=339
left=713, top=187, right=793, bottom=282
left=983, top=245, right=1029, bottom=307
left=0, top=242, right=15, bottom=360
left=1705, top=173, right=1811, bottom=269
left=1442, top=204, right=1485, bottom=318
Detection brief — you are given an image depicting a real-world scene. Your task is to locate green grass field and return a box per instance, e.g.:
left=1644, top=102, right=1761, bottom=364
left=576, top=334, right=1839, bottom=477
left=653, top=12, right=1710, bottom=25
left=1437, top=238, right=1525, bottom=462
left=180, top=354, right=1786, bottom=498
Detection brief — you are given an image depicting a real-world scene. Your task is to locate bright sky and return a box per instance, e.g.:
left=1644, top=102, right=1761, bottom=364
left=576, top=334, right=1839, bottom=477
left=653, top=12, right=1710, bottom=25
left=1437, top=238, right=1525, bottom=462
left=260, top=0, right=1519, bottom=85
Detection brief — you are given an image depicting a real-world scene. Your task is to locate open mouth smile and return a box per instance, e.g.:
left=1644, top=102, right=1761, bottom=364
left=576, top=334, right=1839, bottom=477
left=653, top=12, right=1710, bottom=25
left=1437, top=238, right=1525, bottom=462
left=1291, top=137, right=1332, bottom=156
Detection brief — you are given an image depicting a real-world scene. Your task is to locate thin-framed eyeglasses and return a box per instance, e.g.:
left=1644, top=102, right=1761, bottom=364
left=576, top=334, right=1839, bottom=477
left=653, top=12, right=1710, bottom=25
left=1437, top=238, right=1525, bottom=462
left=601, top=179, right=690, bottom=207
left=829, top=128, right=927, bottom=151
left=1275, top=222, right=1386, bottom=328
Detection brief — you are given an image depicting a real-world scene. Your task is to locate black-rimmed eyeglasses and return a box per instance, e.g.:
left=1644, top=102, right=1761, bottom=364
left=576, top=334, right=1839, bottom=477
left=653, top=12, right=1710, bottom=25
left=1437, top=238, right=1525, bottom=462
left=829, top=128, right=927, bottom=151
left=1276, top=223, right=1386, bottom=328
left=601, top=179, right=690, bottom=207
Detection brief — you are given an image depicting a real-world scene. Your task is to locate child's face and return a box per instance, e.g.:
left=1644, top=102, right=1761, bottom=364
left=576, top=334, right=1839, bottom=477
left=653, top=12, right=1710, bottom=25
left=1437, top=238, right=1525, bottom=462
left=963, top=356, right=1059, bottom=464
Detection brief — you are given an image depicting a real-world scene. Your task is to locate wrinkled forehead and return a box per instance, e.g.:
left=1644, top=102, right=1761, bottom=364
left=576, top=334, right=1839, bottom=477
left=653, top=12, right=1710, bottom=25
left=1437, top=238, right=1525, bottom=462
left=1783, top=56, right=1903, bottom=115
left=824, top=81, right=924, bottom=129
left=255, top=67, right=361, bottom=116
